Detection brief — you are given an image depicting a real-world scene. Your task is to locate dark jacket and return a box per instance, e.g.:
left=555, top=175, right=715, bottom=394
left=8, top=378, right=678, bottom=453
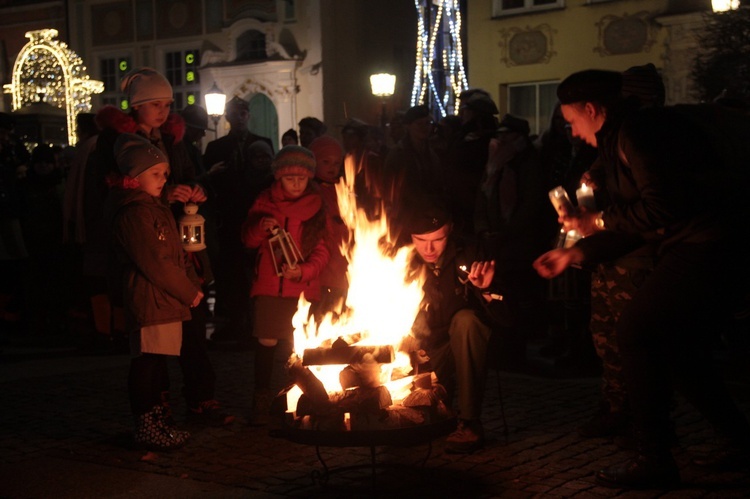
left=578, top=103, right=750, bottom=264
left=203, top=129, right=274, bottom=172
left=574, top=98, right=657, bottom=268
left=406, top=240, right=499, bottom=350
left=474, top=136, right=550, bottom=271
left=105, top=187, right=200, bottom=332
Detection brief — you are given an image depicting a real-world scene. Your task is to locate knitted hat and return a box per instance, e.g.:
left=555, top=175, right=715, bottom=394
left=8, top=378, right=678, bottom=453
left=114, top=133, right=168, bottom=178
left=621, top=63, right=665, bottom=108
left=309, top=135, right=344, bottom=182
left=120, top=68, right=173, bottom=107
left=557, top=69, right=622, bottom=108
left=248, top=140, right=273, bottom=159
left=272, top=145, right=316, bottom=179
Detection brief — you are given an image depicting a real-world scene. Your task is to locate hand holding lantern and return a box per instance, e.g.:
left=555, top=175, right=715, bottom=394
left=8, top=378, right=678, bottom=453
left=268, top=225, right=305, bottom=277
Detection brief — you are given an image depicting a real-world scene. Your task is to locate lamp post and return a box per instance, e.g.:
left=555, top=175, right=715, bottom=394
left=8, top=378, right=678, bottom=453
left=370, top=73, right=396, bottom=130
left=712, top=0, right=739, bottom=11
left=204, top=82, right=226, bottom=139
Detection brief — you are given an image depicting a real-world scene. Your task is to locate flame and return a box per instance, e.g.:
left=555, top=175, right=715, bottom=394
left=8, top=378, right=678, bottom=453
left=290, top=154, right=425, bottom=396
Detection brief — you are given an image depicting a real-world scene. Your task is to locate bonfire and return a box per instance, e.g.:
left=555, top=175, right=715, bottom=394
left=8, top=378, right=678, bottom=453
left=278, top=155, right=452, bottom=432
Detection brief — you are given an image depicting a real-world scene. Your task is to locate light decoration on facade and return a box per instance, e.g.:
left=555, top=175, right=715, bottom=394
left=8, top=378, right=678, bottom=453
left=411, top=0, right=469, bottom=117
left=3, top=29, right=104, bottom=145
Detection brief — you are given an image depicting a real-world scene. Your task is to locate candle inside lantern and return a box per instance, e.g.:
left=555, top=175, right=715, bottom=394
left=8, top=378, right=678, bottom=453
left=576, top=183, right=596, bottom=211
left=564, top=229, right=582, bottom=248
left=179, top=203, right=206, bottom=252
left=549, top=186, right=575, bottom=218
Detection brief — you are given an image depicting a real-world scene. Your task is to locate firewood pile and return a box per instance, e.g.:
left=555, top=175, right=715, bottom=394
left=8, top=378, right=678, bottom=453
left=275, top=339, right=453, bottom=433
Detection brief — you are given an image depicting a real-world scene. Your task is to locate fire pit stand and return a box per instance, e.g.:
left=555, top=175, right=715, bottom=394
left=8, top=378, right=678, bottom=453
left=277, top=417, right=456, bottom=489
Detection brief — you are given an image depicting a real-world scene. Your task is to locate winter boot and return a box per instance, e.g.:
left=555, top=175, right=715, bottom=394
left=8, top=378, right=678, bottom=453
left=134, top=405, right=190, bottom=451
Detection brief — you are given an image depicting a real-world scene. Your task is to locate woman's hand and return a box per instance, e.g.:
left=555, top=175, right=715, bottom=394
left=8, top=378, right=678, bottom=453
left=165, top=184, right=206, bottom=204
left=188, top=184, right=207, bottom=203
left=561, top=208, right=601, bottom=238
left=533, top=247, right=583, bottom=279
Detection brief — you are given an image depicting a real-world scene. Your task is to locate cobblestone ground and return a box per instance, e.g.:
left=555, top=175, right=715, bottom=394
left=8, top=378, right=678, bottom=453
left=1, top=343, right=749, bottom=498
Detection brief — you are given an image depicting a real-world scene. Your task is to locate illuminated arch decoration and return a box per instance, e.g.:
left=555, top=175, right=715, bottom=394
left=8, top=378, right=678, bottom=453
left=3, top=29, right=104, bottom=145
left=411, top=0, right=469, bottom=117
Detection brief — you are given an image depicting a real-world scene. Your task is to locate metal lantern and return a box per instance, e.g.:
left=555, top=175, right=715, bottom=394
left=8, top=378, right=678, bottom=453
left=268, top=226, right=304, bottom=276
left=179, top=203, right=206, bottom=252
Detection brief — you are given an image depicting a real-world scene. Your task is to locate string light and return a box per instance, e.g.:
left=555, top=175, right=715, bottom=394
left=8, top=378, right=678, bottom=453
left=411, top=0, right=469, bottom=117
left=2, top=29, right=104, bottom=145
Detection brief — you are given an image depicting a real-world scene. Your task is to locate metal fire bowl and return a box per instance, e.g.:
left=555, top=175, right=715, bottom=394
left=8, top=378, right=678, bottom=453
left=277, top=417, right=457, bottom=448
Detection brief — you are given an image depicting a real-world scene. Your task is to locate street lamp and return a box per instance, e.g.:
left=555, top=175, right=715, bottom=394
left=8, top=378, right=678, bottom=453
left=370, top=73, right=396, bottom=129
left=712, top=0, right=739, bottom=11
left=204, top=82, right=226, bottom=139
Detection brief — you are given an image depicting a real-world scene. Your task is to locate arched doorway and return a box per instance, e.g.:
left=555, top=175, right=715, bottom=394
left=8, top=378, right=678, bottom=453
left=248, top=93, right=279, bottom=152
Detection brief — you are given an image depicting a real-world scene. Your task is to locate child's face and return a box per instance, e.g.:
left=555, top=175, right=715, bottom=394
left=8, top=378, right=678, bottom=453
left=315, top=153, right=342, bottom=182
left=135, top=99, right=173, bottom=130
left=279, top=174, right=309, bottom=199
left=136, top=162, right=170, bottom=197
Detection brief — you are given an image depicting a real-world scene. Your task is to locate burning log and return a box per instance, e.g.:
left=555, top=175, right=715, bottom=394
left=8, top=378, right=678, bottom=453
left=302, top=343, right=394, bottom=366
left=339, top=353, right=382, bottom=389
left=287, top=356, right=335, bottom=416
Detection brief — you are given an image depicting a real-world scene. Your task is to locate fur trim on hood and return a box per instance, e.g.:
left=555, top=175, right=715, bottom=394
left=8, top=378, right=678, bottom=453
left=95, top=105, right=185, bottom=144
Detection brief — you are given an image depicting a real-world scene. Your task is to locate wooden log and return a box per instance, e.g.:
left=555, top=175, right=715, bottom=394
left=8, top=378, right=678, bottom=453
left=287, top=358, right=334, bottom=414
left=302, top=344, right=394, bottom=366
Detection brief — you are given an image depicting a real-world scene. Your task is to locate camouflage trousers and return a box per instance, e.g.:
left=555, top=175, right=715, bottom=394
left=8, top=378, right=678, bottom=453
left=590, top=264, right=650, bottom=413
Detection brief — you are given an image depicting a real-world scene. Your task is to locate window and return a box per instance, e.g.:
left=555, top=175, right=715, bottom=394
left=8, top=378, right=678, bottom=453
left=236, top=30, right=267, bottom=61
left=492, top=0, right=564, bottom=17
left=99, top=56, right=132, bottom=109
left=165, top=49, right=201, bottom=111
left=283, top=0, right=296, bottom=22
left=507, top=81, right=559, bottom=136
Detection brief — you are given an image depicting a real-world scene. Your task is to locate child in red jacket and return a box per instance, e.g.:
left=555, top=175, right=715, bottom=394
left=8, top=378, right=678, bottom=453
left=309, top=135, right=349, bottom=320
left=241, top=145, right=329, bottom=425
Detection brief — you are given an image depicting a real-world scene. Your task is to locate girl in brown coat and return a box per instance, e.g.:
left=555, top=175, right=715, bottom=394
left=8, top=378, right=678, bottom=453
left=106, top=133, right=202, bottom=451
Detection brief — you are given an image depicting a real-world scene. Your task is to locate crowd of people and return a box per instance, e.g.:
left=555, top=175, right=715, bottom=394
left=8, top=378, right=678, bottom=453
left=1, top=63, right=748, bottom=488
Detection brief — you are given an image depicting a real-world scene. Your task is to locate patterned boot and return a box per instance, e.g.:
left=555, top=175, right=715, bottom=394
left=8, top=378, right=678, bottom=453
left=134, top=405, right=190, bottom=451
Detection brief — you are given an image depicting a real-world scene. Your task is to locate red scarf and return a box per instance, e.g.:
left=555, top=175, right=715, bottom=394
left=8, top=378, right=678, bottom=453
left=270, top=181, right=322, bottom=222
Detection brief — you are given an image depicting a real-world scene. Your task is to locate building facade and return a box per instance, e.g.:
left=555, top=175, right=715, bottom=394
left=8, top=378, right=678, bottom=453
left=466, top=0, right=718, bottom=135
left=2, top=0, right=416, bottom=149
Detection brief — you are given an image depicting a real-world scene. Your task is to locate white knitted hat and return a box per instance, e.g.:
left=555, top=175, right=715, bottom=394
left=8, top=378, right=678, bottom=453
left=121, top=68, right=173, bottom=107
